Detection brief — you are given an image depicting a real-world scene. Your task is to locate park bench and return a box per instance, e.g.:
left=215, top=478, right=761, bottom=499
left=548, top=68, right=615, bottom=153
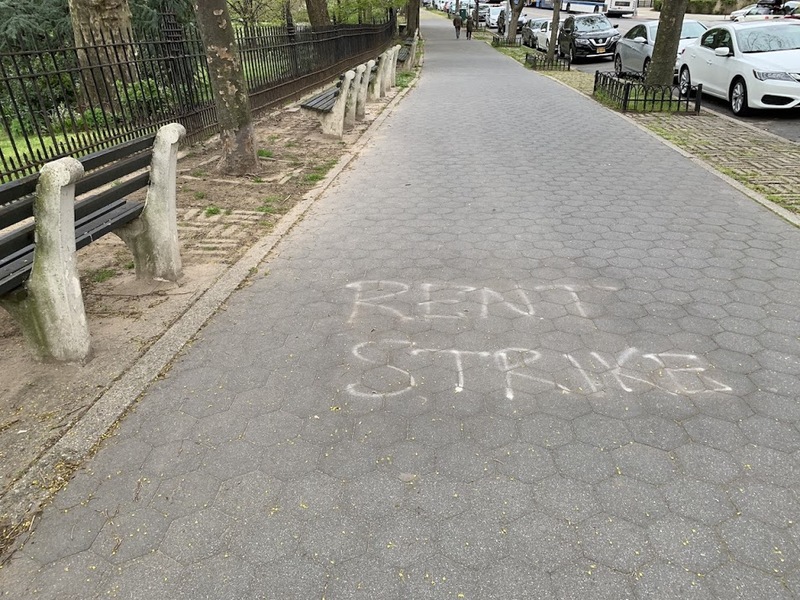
left=0, top=123, right=185, bottom=361
left=300, top=71, right=356, bottom=137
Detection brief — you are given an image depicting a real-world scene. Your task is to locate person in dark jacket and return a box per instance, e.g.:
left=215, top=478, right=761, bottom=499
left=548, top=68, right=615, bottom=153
left=465, top=16, right=474, bottom=39
left=453, top=14, right=463, bottom=38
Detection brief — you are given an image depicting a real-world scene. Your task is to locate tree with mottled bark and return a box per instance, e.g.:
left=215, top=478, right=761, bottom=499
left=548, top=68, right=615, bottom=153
left=305, top=0, right=332, bottom=28
left=546, top=0, right=562, bottom=61
left=646, top=0, right=688, bottom=86
left=194, top=0, right=258, bottom=175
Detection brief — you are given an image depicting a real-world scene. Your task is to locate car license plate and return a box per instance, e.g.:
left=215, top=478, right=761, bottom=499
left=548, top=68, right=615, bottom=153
left=597, top=46, right=605, bottom=53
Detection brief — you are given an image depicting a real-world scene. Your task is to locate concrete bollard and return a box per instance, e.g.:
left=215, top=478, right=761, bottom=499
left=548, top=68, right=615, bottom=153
left=379, top=50, right=392, bottom=97
left=117, top=123, right=186, bottom=283
left=345, top=64, right=366, bottom=129
left=357, top=59, right=375, bottom=119
left=372, top=51, right=387, bottom=100
left=322, top=70, right=355, bottom=137
left=390, top=45, right=402, bottom=86
left=0, top=157, right=91, bottom=361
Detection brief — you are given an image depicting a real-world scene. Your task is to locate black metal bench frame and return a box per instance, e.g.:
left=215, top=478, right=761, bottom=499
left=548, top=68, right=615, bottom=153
left=0, top=135, right=156, bottom=296
left=300, top=74, right=345, bottom=114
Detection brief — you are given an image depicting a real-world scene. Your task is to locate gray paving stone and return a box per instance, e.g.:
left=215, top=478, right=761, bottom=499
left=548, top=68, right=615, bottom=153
left=728, top=479, right=800, bottom=528
left=506, top=511, right=579, bottom=573
left=673, top=442, right=743, bottom=484
left=551, top=561, right=634, bottom=600
left=475, top=557, right=556, bottom=600
left=596, top=477, right=669, bottom=527
left=22, top=505, right=107, bottom=566
left=612, top=443, right=679, bottom=486
left=493, top=442, right=556, bottom=484
left=439, top=509, right=509, bottom=569
left=579, top=514, right=652, bottom=572
left=91, top=507, right=171, bottom=564
left=633, top=561, right=714, bottom=600
left=533, top=475, right=602, bottom=524
left=574, top=414, right=633, bottom=451
left=174, top=554, right=254, bottom=599
left=248, top=555, right=327, bottom=599
left=99, top=552, right=182, bottom=599
left=25, top=551, right=110, bottom=599
left=158, top=508, right=232, bottom=565
left=648, top=515, right=725, bottom=573
left=664, top=477, right=736, bottom=526
left=683, top=415, right=747, bottom=452
left=554, top=442, right=615, bottom=485
left=328, top=556, right=405, bottom=600
left=706, top=561, right=794, bottom=600
left=719, top=517, right=800, bottom=575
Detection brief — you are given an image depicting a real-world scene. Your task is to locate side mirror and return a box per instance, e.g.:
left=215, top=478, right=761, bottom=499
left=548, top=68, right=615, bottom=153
left=633, top=36, right=646, bottom=43
left=714, top=46, right=731, bottom=57
left=613, top=24, right=619, bottom=28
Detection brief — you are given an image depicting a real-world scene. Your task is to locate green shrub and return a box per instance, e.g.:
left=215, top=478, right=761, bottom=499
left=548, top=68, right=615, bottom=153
left=686, top=0, right=716, bottom=13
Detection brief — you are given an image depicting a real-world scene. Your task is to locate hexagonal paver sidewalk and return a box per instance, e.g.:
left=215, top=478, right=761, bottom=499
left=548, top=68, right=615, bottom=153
left=4, top=15, right=800, bottom=600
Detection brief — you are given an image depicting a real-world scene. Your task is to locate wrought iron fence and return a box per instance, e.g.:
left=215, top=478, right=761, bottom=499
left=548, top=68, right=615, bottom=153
left=593, top=71, right=702, bottom=114
left=524, top=52, right=570, bottom=71
left=491, top=34, right=521, bottom=47
left=0, top=15, right=395, bottom=183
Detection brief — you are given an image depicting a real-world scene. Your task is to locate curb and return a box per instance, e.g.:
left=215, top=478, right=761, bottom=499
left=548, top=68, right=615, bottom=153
left=0, top=63, right=421, bottom=558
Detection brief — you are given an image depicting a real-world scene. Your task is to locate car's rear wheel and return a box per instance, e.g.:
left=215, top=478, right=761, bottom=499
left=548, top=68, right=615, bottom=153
left=614, top=53, right=623, bottom=76
left=642, top=58, right=651, bottom=81
left=569, top=45, right=577, bottom=63
left=678, top=66, right=691, bottom=97
left=730, top=78, right=750, bottom=116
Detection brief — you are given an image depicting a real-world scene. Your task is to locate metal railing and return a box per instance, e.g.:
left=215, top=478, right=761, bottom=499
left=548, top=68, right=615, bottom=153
left=0, top=14, right=395, bottom=183
left=593, top=71, right=702, bottom=114
left=524, top=52, right=570, bottom=71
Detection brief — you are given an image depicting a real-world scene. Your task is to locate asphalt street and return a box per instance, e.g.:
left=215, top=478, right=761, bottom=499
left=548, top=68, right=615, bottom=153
left=3, top=13, right=800, bottom=600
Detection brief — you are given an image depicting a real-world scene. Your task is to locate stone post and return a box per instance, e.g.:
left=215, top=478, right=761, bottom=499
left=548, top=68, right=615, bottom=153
left=357, top=59, right=375, bottom=119
left=371, top=51, right=387, bottom=100
left=117, top=123, right=186, bottom=282
left=345, top=64, right=366, bottom=129
left=0, top=158, right=90, bottom=361
left=322, top=70, right=355, bottom=137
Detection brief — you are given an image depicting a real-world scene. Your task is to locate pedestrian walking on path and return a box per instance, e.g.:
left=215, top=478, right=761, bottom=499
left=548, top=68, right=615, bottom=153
left=466, top=16, right=474, bottom=39
left=453, top=14, right=463, bottom=38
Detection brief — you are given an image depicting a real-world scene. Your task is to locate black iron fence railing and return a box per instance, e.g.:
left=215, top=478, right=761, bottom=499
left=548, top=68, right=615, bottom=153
left=0, top=15, right=395, bottom=183
left=492, top=34, right=521, bottom=47
left=524, top=52, right=570, bottom=71
left=593, top=71, right=702, bottom=114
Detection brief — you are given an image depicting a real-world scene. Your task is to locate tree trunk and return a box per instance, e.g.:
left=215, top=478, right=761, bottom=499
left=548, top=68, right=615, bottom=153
left=68, top=0, right=134, bottom=107
left=546, top=0, right=562, bottom=61
left=305, top=0, right=332, bottom=28
left=194, top=0, right=258, bottom=176
left=407, top=0, right=421, bottom=35
left=507, top=0, right=524, bottom=41
left=646, top=0, right=688, bottom=86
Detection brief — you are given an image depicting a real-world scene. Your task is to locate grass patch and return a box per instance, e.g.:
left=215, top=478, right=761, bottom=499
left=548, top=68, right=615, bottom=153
left=546, top=70, right=595, bottom=95
left=257, top=149, right=274, bottom=158
left=90, top=268, right=116, bottom=283
left=396, top=71, right=415, bottom=89
left=204, top=205, right=221, bottom=217
left=252, top=176, right=265, bottom=183
left=303, top=173, right=324, bottom=183
left=594, top=89, right=688, bottom=113
left=191, top=168, right=208, bottom=178
left=257, top=195, right=283, bottom=214
left=193, top=191, right=206, bottom=200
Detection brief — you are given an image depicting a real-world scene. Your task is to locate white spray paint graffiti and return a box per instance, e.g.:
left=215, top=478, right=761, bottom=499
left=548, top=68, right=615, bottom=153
left=345, top=340, right=731, bottom=399
left=343, top=280, right=732, bottom=399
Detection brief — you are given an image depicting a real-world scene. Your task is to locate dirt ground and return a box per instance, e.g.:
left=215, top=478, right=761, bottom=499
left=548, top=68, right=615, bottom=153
left=0, top=88, right=402, bottom=556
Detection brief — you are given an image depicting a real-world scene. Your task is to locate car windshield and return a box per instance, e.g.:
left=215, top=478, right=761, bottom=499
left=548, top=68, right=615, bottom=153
left=649, top=21, right=706, bottom=41
left=574, top=16, right=612, bottom=32
left=735, top=24, right=800, bottom=52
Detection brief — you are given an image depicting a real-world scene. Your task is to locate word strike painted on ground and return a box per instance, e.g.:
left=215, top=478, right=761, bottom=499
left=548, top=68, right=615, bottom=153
left=344, top=281, right=732, bottom=398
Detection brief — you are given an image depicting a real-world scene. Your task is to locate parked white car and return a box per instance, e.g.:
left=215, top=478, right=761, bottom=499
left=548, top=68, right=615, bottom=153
left=614, top=19, right=707, bottom=78
left=534, top=18, right=565, bottom=51
left=733, top=4, right=784, bottom=20
left=729, top=3, right=757, bottom=19
left=678, top=21, right=800, bottom=115
left=485, top=5, right=504, bottom=27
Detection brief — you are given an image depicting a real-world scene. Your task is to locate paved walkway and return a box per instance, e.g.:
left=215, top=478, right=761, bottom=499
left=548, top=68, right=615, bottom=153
left=4, top=15, right=800, bottom=600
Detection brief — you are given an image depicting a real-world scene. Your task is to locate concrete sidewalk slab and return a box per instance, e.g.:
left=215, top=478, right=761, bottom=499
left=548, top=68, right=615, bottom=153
left=3, top=14, right=800, bottom=600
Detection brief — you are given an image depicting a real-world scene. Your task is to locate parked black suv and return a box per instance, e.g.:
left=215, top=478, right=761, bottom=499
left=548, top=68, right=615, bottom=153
left=557, top=14, right=620, bottom=62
